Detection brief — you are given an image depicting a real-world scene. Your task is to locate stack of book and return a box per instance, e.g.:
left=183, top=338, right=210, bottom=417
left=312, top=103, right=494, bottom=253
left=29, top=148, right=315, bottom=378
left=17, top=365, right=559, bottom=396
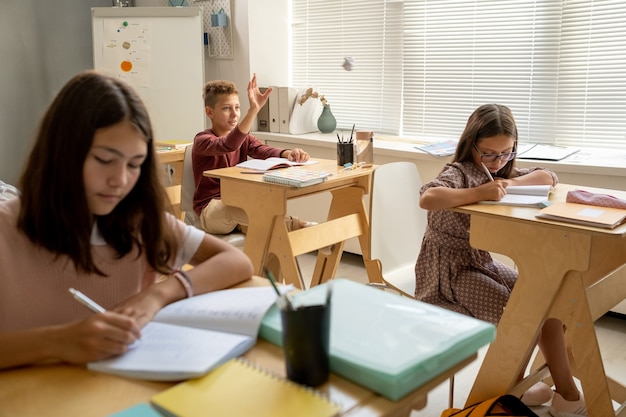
left=259, top=279, right=496, bottom=400
left=262, top=167, right=332, bottom=188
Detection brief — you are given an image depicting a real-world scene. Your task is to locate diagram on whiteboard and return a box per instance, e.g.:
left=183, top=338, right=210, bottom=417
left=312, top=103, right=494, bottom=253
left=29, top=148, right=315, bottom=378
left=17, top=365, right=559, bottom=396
left=101, top=19, right=151, bottom=86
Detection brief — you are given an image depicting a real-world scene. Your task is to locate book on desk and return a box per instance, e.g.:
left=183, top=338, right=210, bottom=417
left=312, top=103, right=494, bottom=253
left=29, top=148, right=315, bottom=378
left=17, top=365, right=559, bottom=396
left=478, top=185, right=553, bottom=207
left=87, top=286, right=287, bottom=381
left=259, top=279, right=496, bottom=401
left=236, top=157, right=318, bottom=171
left=415, top=139, right=458, bottom=157
left=536, top=202, right=626, bottom=229
left=262, top=167, right=332, bottom=188
left=516, top=143, right=580, bottom=161
left=150, top=358, right=341, bottom=417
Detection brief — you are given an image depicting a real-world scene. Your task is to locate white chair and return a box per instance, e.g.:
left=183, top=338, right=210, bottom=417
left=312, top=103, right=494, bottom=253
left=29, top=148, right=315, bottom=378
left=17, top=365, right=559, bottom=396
left=180, top=145, right=246, bottom=248
left=367, top=162, right=427, bottom=297
left=367, top=162, right=461, bottom=407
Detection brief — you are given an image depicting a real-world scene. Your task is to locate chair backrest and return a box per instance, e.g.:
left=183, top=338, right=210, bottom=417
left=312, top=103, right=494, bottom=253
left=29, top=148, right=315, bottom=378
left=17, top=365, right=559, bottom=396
left=0, top=181, right=19, bottom=202
left=181, top=144, right=246, bottom=248
left=369, top=162, right=427, bottom=297
left=181, top=144, right=202, bottom=228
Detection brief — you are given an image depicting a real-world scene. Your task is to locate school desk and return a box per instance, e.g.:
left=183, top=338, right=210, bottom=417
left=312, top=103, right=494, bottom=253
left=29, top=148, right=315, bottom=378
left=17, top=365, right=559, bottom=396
left=155, top=147, right=185, bottom=186
left=456, top=184, right=626, bottom=416
left=156, top=147, right=186, bottom=219
left=204, top=159, right=380, bottom=289
left=0, top=277, right=477, bottom=417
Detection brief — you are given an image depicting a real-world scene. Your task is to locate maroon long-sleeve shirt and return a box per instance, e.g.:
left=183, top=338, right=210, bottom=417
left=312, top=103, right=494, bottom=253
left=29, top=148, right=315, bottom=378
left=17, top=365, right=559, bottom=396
left=191, top=127, right=284, bottom=215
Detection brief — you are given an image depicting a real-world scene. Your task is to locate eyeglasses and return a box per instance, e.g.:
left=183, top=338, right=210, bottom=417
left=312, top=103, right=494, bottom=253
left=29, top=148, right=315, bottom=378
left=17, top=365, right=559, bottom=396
left=473, top=145, right=516, bottom=163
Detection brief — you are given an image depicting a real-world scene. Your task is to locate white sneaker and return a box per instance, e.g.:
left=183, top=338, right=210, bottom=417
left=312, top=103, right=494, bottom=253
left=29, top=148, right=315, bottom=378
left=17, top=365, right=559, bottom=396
left=521, top=381, right=554, bottom=406
left=549, top=391, right=587, bottom=417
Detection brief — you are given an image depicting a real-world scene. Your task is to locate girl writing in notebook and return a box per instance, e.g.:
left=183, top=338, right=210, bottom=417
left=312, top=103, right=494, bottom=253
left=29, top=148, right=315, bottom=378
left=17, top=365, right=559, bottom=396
left=0, top=71, right=253, bottom=370
left=415, top=104, right=587, bottom=416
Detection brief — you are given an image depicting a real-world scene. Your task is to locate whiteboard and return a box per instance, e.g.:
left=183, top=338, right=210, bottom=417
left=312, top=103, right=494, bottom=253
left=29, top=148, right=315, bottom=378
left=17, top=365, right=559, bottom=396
left=92, top=7, right=205, bottom=142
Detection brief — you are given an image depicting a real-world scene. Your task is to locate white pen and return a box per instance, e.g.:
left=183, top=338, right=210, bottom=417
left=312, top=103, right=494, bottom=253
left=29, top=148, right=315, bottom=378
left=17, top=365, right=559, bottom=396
left=480, top=162, right=494, bottom=182
left=69, top=287, right=106, bottom=313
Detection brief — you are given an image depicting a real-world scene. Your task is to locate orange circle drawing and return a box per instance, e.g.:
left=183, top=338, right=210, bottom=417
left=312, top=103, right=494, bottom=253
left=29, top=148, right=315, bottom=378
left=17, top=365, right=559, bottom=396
left=120, top=60, right=133, bottom=72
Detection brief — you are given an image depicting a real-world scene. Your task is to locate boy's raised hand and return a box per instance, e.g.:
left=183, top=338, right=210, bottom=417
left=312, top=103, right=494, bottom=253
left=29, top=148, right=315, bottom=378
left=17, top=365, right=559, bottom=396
left=247, top=73, right=272, bottom=111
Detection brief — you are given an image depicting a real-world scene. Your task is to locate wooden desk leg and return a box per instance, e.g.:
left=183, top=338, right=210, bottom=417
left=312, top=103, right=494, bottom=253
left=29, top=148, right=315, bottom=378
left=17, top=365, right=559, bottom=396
left=312, top=187, right=369, bottom=286
left=219, top=181, right=287, bottom=277
left=465, top=216, right=592, bottom=406
left=564, top=280, right=613, bottom=417
left=267, top=219, right=307, bottom=289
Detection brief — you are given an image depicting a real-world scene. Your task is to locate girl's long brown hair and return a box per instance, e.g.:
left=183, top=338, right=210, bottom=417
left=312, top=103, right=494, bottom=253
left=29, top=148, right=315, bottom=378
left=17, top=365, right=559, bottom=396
left=18, top=71, right=176, bottom=275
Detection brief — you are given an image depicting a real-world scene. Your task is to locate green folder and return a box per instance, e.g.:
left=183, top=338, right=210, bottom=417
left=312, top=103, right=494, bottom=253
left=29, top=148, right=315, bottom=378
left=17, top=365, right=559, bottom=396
left=259, top=279, right=495, bottom=401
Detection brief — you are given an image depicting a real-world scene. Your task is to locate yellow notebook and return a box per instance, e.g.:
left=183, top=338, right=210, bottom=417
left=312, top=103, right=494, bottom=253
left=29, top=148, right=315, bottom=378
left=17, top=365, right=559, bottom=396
left=151, top=358, right=341, bottom=417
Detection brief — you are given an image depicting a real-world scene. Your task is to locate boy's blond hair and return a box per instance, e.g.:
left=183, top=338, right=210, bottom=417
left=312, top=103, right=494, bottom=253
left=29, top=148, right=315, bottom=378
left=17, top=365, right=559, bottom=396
left=203, top=80, right=238, bottom=108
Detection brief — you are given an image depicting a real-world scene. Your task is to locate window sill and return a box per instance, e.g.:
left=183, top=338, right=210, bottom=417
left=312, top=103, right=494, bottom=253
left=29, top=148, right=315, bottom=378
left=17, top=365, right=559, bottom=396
left=254, top=131, right=626, bottom=182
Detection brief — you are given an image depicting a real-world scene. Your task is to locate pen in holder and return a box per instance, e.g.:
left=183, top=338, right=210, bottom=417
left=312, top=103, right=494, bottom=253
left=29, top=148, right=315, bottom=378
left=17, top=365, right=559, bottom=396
left=281, top=283, right=332, bottom=387
left=337, top=142, right=354, bottom=166
left=336, top=124, right=356, bottom=166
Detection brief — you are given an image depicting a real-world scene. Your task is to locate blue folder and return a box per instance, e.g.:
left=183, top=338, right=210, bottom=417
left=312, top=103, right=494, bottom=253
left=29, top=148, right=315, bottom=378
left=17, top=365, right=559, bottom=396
left=259, top=279, right=495, bottom=401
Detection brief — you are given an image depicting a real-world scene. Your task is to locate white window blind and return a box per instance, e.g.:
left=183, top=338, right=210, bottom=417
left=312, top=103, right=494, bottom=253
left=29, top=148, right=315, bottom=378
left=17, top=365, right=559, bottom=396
left=291, top=0, right=403, bottom=135
left=291, top=0, right=626, bottom=149
left=555, top=0, right=626, bottom=148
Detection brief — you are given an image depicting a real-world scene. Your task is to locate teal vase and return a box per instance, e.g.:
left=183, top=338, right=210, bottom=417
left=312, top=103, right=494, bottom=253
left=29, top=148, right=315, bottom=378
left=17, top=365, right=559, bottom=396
left=317, top=105, right=337, bottom=133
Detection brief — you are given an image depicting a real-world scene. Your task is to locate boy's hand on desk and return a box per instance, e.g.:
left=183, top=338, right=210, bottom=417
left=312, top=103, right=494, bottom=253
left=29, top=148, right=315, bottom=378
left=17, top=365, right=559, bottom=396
left=53, top=313, right=141, bottom=364
left=284, top=148, right=309, bottom=162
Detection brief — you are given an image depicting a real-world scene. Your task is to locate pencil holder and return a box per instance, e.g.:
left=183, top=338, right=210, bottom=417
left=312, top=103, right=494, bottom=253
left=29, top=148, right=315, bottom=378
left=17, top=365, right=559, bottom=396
left=281, top=302, right=331, bottom=387
left=337, top=142, right=354, bottom=166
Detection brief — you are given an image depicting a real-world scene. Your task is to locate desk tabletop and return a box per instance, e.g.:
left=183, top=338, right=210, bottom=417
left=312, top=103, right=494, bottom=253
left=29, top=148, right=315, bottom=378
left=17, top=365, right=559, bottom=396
left=155, top=147, right=185, bottom=164
left=204, top=158, right=374, bottom=187
left=0, top=277, right=447, bottom=417
left=456, top=183, right=626, bottom=236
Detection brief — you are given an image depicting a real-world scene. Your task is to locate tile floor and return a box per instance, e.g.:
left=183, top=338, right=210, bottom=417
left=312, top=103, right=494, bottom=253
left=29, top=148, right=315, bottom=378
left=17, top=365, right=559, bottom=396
left=296, top=252, right=626, bottom=417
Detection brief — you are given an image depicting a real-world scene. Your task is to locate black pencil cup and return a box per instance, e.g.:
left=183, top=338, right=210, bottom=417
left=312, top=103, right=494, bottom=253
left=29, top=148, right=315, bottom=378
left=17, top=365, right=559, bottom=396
left=337, top=142, right=354, bottom=166
left=281, top=303, right=331, bottom=387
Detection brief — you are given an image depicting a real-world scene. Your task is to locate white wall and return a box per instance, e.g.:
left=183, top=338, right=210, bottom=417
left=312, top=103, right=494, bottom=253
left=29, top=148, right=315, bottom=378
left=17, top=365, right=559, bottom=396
left=0, top=0, right=288, bottom=184
left=205, top=0, right=289, bottom=116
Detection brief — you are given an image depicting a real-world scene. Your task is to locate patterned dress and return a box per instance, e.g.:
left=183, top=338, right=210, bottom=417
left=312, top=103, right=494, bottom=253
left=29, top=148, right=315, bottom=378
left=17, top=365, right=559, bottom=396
left=414, top=161, right=557, bottom=325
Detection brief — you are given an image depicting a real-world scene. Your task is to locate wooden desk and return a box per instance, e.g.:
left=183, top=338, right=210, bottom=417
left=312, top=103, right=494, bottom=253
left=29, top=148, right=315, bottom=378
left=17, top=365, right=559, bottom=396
left=156, top=147, right=185, bottom=186
left=457, top=184, right=626, bottom=416
left=0, top=277, right=476, bottom=417
left=204, top=159, right=380, bottom=289
left=156, top=147, right=186, bottom=219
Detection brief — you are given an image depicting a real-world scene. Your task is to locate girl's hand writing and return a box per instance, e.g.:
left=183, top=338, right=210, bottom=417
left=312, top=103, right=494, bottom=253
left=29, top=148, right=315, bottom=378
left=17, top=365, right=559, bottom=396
left=477, top=180, right=508, bottom=202
left=52, top=312, right=141, bottom=364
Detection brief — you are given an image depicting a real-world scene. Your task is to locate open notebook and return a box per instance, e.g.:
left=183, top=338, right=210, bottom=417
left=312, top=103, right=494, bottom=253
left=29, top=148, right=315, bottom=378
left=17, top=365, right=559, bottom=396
left=479, top=185, right=552, bottom=207
left=236, top=157, right=318, bottom=171
left=87, top=286, right=287, bottom=381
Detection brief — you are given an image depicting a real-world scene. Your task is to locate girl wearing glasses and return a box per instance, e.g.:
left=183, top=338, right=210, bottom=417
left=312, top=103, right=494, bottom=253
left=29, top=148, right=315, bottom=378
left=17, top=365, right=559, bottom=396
left=415, top=104, right=587, bottom=416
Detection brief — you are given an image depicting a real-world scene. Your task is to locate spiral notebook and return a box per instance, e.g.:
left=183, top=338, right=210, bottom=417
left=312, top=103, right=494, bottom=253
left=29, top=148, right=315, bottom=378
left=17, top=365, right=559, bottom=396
left=150, top=358, right=341, bottom=417
left=262, top=167, right=332, bottom=188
